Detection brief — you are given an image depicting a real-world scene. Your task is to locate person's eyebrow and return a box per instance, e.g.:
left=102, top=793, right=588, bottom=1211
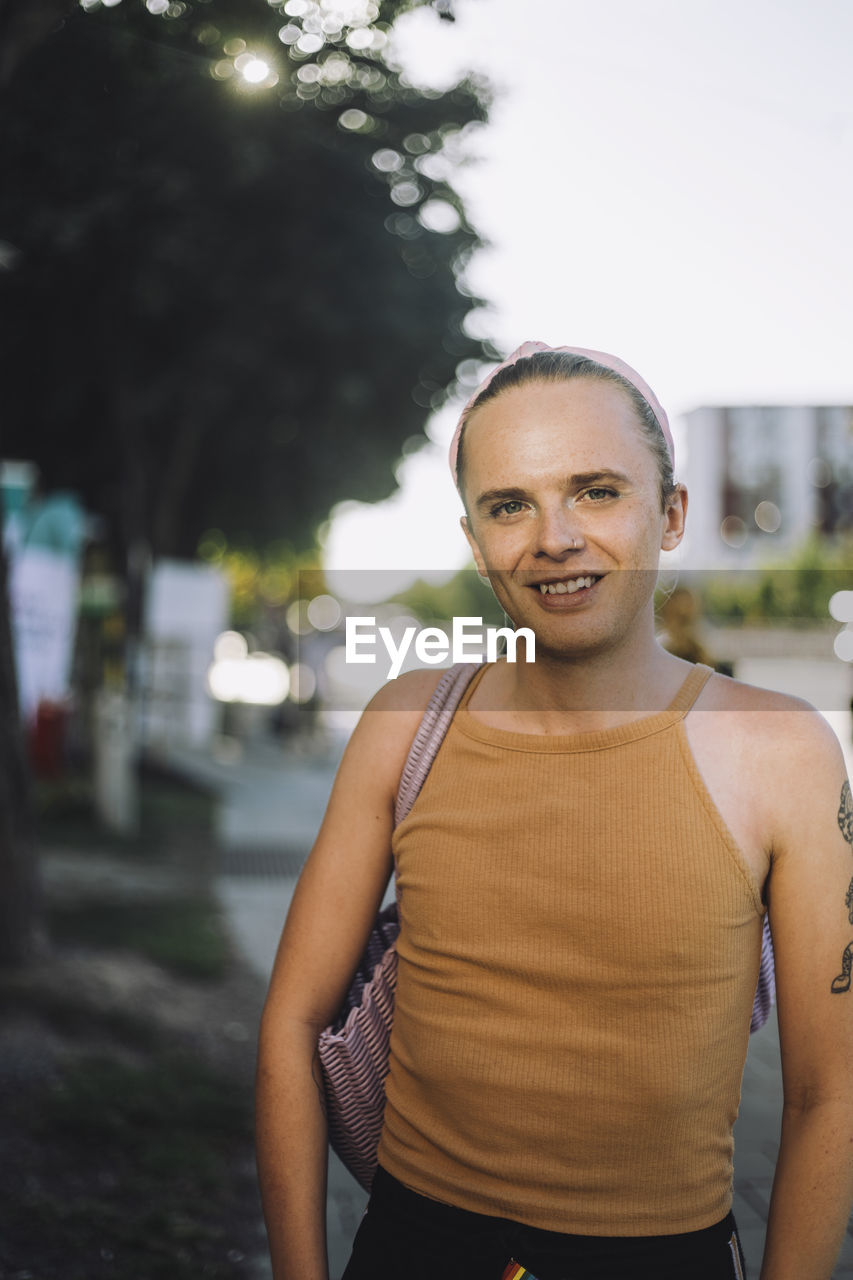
left=474, top=470, right=634, bottom=513
left=474, top=486, right=530, bottom=513
left=567, top=469, right=634, bottom=488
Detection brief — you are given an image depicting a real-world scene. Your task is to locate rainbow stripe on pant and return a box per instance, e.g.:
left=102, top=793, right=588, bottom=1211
left=501, top=1263, right=538, bottom=1280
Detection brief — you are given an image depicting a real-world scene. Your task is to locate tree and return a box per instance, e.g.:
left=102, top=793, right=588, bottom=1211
left=0, top=0, right=490, bottom=965
left=0, top=0, right=492, bottom=562
left=0, top=0, right=86, bottom=967
left=0, top=0, right=77, bottom=87
left=0, top=542, right=41, bottom=966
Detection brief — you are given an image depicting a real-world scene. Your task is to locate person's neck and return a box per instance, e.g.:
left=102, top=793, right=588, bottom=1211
left=476, top=634, right=691, bottom=735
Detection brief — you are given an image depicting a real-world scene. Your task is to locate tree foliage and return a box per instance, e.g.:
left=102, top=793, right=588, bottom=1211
left=696, top=535, right=853, bottom=623
left=0, top=0, right=492, bottom=558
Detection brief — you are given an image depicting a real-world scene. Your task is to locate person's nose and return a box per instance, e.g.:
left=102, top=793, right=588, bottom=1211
left=533, top=498, right=585, bottom=559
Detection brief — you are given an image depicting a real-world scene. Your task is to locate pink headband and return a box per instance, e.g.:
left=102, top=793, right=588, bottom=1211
left=448, top=340, right=675, bottom=488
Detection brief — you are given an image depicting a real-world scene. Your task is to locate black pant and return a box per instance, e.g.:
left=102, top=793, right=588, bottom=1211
left=342, top=1166, right=747, bottom=1280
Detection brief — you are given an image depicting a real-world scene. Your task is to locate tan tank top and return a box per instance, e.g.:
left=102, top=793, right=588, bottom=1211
left=377, top=662, right=765, bottom=1235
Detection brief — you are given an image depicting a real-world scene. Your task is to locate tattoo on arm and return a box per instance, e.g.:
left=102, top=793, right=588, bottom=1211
left=832, top=942, right=853, bottom=995
left=830, top=781, right=853, bottom=994
left=838, top=780, right=853, bottom=845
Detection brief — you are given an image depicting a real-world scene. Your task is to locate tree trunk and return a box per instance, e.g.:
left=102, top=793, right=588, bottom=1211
left=0, top=0, right=81, bottom=967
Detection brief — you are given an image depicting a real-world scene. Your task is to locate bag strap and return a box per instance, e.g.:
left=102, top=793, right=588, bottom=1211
left=394, top=662, right=481, bottom=827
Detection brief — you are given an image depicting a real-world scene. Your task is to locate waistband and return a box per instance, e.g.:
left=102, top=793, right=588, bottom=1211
left=371, top=1164, right=738, bottom=1254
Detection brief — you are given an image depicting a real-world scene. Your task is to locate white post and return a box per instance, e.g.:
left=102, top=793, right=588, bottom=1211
left=93, top=688, right=139, bottom=835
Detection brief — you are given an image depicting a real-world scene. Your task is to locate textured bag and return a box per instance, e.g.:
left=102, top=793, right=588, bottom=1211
left=752, top=916, right=775, bottom=1032
left=317, top=664, right=776, bottom=1192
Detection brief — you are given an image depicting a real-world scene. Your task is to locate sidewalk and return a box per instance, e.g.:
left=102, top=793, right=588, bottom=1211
left=161, top=734, right=371, bottom=1277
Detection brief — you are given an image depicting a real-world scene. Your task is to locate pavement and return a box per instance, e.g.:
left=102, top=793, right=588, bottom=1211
left=161, top=730, right=370, bottom=1279
left=171, top=656, right=853, bottom=1278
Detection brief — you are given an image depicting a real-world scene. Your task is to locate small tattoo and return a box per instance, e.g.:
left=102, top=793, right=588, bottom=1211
left=839, top=781, right=853, bottom=846
left=847, top=877, right=853, bottom=924
left=831, top=941, right=853, bottom=994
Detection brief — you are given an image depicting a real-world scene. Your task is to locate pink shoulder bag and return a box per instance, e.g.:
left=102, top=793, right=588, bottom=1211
left=317, top=663, right=477, bottom=1191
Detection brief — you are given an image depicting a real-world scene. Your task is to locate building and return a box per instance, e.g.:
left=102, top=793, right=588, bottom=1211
left=677, top=405, right=853, bottom=568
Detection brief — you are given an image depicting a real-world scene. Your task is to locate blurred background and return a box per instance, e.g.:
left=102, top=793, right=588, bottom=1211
left=0, top=0, right=851, bottom=1276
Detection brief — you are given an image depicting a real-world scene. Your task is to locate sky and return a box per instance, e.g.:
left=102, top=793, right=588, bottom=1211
left=324, top=0, right=853, bottom=595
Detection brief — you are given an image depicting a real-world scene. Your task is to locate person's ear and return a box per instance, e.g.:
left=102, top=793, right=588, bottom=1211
left=461, top=515, right=489, bottom=579
left=661, top=484, right=688, bottom=552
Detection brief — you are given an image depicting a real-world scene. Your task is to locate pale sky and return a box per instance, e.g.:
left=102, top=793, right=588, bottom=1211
left=324, top=0, right=853, bottom=597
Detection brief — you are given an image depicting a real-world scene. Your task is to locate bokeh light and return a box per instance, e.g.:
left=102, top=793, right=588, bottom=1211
left=288, top=663, right=317, bottom=703
left=390, top=181, right=422, bottom=207
left=754, top=501, right=782, bottom=533
left=346, top=27, right=375, bottom=50
left=720, top=516, right=748, bottom=548
left=339, top=108, right=370, bottom=131
left=403, top=133, right=431, bottom=155
left=214, top=631, right=249, bottom=662
left=306, top=594, right=342, bottom=631
left=207, top=652, right=290, bottom=705
left=297, top=32, right=324, bottom=54
left=241, top=57, right=273, bottom=84
left=829, top=591, right=853, bottom=623
left=833, top=629, right=853, bottom=663
left=259, top=566, right=292, bottom=606
left=418, top=199, right=461, bottom=233
left=198, top=529, right=227, bottom=562
left=286, top=599, right=313, bottom=635
left=385, top=212, right=421, bottom=238
left=372, top=149, right=404, bottom=173
left=806, top=457, right=832, bottom=487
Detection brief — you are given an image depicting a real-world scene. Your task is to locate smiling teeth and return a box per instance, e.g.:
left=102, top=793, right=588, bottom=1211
left=539, top=576, right=596, bottom=595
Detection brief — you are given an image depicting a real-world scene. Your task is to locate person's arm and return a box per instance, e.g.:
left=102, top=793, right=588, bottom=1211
left=255, top=670, right=442, bottom=1280
left=759, top=706, right=853, bottom=1280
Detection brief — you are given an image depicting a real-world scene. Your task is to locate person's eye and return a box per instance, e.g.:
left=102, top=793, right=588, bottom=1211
left=490, top=499, right=525, bottom=518
left=581, top=487, right=619, bottom=502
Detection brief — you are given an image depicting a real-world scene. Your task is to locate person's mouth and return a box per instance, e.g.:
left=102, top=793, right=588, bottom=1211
left=532, top=574, right=603, bottom=596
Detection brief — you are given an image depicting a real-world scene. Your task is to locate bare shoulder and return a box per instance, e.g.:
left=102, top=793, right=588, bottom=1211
left=695, top=668, right=847, bottom=789
left=339, top=667, right=449, bottom=797
left=365, top=666, right=448, bottom=716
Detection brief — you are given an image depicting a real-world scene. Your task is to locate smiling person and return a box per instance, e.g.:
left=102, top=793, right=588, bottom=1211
left=255, top=343, right=853, bottom=1280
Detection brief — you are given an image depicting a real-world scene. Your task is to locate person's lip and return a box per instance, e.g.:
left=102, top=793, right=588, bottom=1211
left=524, top=573, right=605, bottom=608
left=528, top=572, right=605, bottom=596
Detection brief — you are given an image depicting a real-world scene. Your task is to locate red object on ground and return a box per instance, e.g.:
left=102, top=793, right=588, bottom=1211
left=30, top=699, right=68, bottom=779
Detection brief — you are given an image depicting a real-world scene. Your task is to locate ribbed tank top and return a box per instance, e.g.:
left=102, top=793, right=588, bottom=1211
left=377, top=662, right=765, bottom=1236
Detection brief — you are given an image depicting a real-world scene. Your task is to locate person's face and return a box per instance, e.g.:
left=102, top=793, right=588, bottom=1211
left=460, top=377, right=687, bottom=661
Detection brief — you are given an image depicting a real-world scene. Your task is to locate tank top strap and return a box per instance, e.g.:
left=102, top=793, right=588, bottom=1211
left=666, top=662, right=714, bottom=716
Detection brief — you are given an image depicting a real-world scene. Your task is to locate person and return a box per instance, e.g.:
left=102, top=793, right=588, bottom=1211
left=658, top=584, right=716, bottom=667
left=255, top=342, right=853, bottom=1280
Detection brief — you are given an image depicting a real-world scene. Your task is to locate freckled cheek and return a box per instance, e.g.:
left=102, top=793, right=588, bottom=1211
left=474, top=524, right=531, bottom=569
left=591, top=508, right=659, bottom=544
